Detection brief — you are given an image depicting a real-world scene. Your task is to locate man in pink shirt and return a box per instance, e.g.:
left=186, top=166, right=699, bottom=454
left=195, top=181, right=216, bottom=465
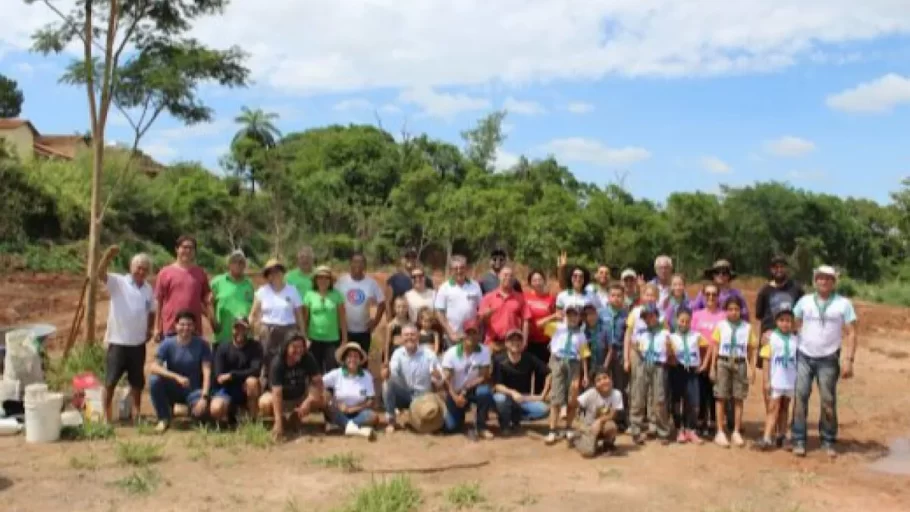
left=153, top=235, right=212, bottom=339
left=479, top=266, right=530, bottom=354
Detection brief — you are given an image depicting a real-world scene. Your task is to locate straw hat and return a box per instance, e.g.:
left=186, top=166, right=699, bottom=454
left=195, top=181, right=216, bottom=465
left=703, top=259, right=737, bottom=280
left=314, top=265, right=333, bottom=278
left=262, top=258, right=286, bottom=277
left=334, top=342, right=368, bottom=366
left=409, top=393, right=445, bottom=434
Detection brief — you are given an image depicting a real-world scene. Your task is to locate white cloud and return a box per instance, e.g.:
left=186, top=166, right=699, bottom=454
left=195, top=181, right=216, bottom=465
left=8, top=2, right=910, bottom=96
left=764, top=136, right=816, bottom=157
left=567, top=102, right=595, bottom=114
left=378, top=103, right=402, bottom=114
left=503, top=96, right=545, bottom=116
left=397, top=86, right=490, bottom=120
left=494, top=148, right=521, bottom=171
left=541, top=137, right=650, bottom=166
left=700, top=156, right=732, bottom=174
left=826, top=73, right=910, bottom=113
left=141, top=141, right=178, bottom=162
left=333, top=98, right=373, bottom=111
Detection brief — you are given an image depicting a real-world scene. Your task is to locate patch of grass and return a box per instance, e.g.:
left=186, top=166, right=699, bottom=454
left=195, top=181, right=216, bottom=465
left=135, top=419, right=158, bottom=436
left=236, top=419, right=273, bottom=449
left=333, top=476, right=422, bottom=512
left=446, top=482, right=485, bottom=510
left=61, top=419, right=116, bottom=441
left=840, top=278, right=910, bottom=307
left=311, top=452, right=363, bottom=473
left=69, top=452, right=100, bottom=470
left=116, top=440, right=164, bottom=466
left=46, top=342, right=106, bottom=391
left=111, top=468, right=160, bottom=495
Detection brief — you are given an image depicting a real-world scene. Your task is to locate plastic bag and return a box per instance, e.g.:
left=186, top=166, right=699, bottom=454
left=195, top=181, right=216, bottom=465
left=3, top=329, right=44, bottom=390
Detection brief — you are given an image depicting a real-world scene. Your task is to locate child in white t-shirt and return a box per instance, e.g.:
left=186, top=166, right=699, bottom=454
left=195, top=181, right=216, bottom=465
left=756, top=305, right=799, bottom=450
left=629, top=303, right=672, bottom=445
left=575, top=369, right=623, bottom=457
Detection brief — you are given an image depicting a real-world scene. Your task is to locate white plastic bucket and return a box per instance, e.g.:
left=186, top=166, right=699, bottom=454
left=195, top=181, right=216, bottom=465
left=24, top=387, right=64, bottom=443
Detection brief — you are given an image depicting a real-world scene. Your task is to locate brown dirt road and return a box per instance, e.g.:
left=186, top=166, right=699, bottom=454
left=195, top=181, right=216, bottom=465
left=1, top=270, right=909, bottom=512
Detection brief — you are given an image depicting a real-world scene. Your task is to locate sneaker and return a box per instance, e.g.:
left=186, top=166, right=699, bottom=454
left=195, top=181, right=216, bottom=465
left=466, top=429, right=479, bottom=442
left=659, top=437, right=670, bottom=446
left=344, top=421, right=360, bottom=437
left=479, top=430, right=495, bottom=440
left=714, top=431, right=730, bottom=448
left=775, top=435, right=786, bottom=449
left=545, top=431, right=559, bottom=445
left=793, top=443, right=807, bottom=457
left=687, top=430, right=704, bottom=445
left=676, top=431, right=688, bottom=444
left=500, top=427, right=513, bottom=437
left=731, top=431, right=745, bottom=447
left=632, top=433, right=645, bottom=445
left=154, top=421, right=169, bottom=434
left=360, top=426, right=376, bottom=441
left=754, top=438, right=774, bottom=451
left=384, top=424, right=396, bottom=435
left=564, top=429, right=577, bottom=442
left=822, top=443, right=837, bottom=459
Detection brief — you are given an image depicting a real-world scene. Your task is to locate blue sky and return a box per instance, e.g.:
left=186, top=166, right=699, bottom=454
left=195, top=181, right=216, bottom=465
left=3, top=0, right=910, bottom=204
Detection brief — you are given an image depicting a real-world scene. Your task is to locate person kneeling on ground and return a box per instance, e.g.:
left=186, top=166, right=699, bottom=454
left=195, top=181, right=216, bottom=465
left=441, top=319, right=497, bottom=440
left=575, top=370, right=623, bottom=458
left=210, top=318, right=263, bottom=423
left=259, top=332, right=324, bottom=441
left=492, top=329, right=551, bottom=435
left=324, top=343, right=379, bottom=440
left=382, top=324, right=443, bottom=434
left=149, top=310, right=212, bottom=433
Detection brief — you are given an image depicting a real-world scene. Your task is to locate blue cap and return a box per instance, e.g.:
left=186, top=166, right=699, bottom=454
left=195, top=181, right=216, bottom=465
left=640, top=303, right=660, bottom=316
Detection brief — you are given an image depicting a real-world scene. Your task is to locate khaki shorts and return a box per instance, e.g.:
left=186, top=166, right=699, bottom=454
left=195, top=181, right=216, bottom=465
left=714, top=358, right=748, bottom=400
left=576, top=420, right=618, bottom=457
left=549, top=358, right=581, bottom=406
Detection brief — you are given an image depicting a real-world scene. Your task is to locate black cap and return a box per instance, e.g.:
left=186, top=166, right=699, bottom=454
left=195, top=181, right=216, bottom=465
left=770, top=254, right=788, bottom=266
left=772, top=303, right=794, bottom=318
left=490, top=248, right=507, bottom=258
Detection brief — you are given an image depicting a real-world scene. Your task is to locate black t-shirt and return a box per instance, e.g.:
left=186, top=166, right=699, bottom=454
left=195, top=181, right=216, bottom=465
left=214, top=340, right=263, bottom=391
left=755, top=279, right=805, bottom=333
left=387, top=271, right=434, bottom=300
left=268, top=352, right=321, bottom=401
left=493, top=352, right=549, bottom=395
left=479, top=271, right=523, bottom=295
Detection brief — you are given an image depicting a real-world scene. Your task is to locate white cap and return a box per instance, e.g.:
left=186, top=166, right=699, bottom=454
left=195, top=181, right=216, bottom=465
left=813, top=265, right=838, bottom=280
left=621, top=268, right=637, bottom=279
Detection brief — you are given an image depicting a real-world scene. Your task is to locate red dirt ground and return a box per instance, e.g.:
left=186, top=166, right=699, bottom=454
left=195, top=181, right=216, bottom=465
left=1, top=269, right=909, bottom=512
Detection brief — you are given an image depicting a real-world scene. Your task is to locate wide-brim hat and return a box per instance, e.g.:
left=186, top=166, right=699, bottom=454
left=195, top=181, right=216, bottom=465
left=314, top=265, right=333, bottom=278
left=409, top=393, right=445, bottom=434
left=704, top=259, right=737, bottom=280
left=262, top=258, right=286, bottom=277
left=620, top=268, right=637, bottom=280
left=335, top=342, right=368, bottom=366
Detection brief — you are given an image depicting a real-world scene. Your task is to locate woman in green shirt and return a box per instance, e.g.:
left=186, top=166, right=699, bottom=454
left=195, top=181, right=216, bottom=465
left=303, top=266, right=348, bottom=372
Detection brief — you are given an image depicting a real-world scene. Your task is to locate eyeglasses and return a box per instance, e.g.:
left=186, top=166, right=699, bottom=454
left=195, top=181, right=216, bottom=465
left=705, top=292, right=718, bottom=297
left=411, top=274, right=424, bottom=279
left=715, top=269, right=731, bottom=276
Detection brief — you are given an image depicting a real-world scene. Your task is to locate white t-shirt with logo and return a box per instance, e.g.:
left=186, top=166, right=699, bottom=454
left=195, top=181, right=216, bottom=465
left=793, top=293, right=857, bottom=358
left=633, top=329, right=671, bottom=364
left=434, top=279, right=483, bottom=336
left=255, top=284, right=302, bottom=326
left=765, top=330, right=799, bottom=392
left=335, top=274, right=385, bottom=333
left=323, top=368, right=375, bottom=408
left=548, top=322, right=588, bottom=361
left=577, top=388, right=624, bottom=425
left=105, top=273, right=156, bottom=346
left=669, top=332, right=702, bottom=369
left=441, top=343, right=491, bottom=392
left=555, top=289, right=601, bottom=312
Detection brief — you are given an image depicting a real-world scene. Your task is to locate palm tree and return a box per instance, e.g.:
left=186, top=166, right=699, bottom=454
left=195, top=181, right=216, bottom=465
left=231, top=107, right=281, bottom=193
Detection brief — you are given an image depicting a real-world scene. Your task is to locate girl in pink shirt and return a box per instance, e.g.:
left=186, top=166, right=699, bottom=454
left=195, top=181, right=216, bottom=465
left=691, top=283, right=725, bottom=437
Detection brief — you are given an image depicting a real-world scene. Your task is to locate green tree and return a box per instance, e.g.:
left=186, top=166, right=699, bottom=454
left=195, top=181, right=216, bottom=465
left=461, top=110, right=507, bottom=171
left=0, top=73, right=24, bottom=117
left=230, top=106, right=281, bottom=193
left=27, top=0, right=250, bottom=344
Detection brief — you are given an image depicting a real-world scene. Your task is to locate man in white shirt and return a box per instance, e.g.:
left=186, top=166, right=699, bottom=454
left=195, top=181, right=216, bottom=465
left=649, top=255, right=673, bottom=305
left=434, top=255, right=482, bottom=345
left=381, top=324, right=442, bottom=433
left=335, top=252, right=386, bottom=354
left=98, top=245, right=155, bottom=423
left=792, top=265, right=858, bottom=458
left=440, top=319, right=496, bottom=440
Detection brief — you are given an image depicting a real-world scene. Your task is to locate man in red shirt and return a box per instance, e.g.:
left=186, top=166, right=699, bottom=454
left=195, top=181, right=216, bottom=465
left=153, top=235, right=212, bottom=340
left=479, top=266, right=530, bottom=354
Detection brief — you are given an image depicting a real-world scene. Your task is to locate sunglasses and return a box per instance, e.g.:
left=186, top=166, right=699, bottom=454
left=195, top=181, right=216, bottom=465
left=714, top=269, right=731, bottom=276
left=705, top=291, right=718, bottom=297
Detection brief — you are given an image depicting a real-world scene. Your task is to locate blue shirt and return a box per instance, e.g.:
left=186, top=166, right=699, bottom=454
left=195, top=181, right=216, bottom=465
left=156, top=335, right=212, bottom=390
left=598, top=306, right=628, bottom=354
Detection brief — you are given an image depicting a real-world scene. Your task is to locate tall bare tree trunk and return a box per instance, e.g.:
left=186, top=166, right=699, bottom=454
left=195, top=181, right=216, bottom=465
left=85, top=138, right=105, bottom=343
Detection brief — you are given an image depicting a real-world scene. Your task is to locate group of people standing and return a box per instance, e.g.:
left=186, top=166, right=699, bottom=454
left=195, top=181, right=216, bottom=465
left=97, top=237, right=858, bottom=458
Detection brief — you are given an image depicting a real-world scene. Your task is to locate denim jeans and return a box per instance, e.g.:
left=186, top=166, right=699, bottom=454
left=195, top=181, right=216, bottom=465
left=382, top=380, right=428, bottom=421
left=149, top=375, right=204, bottom=421
left=669, top=366, right=700, bottom=430
left=492, top=393, right=549, bottom=428
left=792, top=351, right=840, bottom=447
left=328, top=406, right=376, bottom=428
left=443, top=384, right=495, bottom=433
